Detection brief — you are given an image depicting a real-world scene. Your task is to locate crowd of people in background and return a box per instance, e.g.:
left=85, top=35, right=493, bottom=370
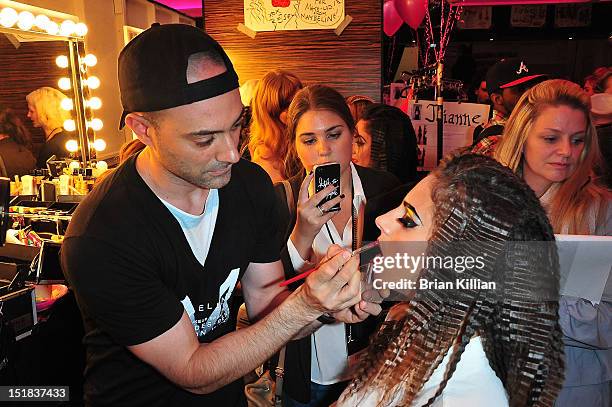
left=3, top=21, right=609, bottom=407
left=232, top=60, right=611, bottom=406
left=68, top=55, right=612, bottom=406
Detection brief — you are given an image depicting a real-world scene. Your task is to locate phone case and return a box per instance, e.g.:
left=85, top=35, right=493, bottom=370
left=314, top=163, right=341, bottom=211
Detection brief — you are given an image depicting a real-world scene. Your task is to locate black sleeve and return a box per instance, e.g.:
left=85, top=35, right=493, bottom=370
left=474, top=124, right=504, bottom=145
left=272, top=181, right=302, bottom=281
left=247, top=166, right=281, bottom=264
left=61, top=236, right=183, bottom=346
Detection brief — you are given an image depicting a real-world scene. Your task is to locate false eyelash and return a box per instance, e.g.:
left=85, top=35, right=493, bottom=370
left=399, top=202, right=423, bottom=229
left=398, top=216, right=419, bottom=228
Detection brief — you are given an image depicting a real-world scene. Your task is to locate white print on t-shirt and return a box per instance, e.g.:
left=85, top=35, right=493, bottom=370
left=180, top=268, right=240, bottom=338
left=181, top=296, right=197, bottom=326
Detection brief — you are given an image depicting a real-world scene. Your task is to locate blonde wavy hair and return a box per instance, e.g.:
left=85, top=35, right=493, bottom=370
left=26, top=87, right=70, bottom=131
left=248, top=70, right=302, bottom=178
left=494, top=79, right=610, bottom=234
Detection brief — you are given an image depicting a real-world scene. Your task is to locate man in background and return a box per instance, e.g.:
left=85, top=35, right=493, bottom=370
left=472, top=58, right=546, bottom=150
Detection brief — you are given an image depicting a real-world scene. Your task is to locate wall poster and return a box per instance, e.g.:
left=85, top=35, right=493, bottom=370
left=408, top=100, right=490, bottom=171
left=244, top=0, right=345, bottom=32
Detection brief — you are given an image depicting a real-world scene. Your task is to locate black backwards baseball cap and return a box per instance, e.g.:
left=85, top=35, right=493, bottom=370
left=486, top=57, right=546, bottom=96
left=118, top=23, right=239, bottom=129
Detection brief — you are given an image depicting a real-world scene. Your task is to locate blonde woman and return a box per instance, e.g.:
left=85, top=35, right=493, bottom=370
left=26, top=87, right=72, bottom=167
left=248, top=70, right=303, bottom=182
left=493, top=79, right=611, bottom=406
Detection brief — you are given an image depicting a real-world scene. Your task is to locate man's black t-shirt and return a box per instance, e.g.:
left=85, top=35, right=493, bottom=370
left=61, top=156, right=280, bottom=406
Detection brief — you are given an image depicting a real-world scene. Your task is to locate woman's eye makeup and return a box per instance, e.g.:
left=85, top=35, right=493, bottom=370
left=398, top=201, right=422, bottom=228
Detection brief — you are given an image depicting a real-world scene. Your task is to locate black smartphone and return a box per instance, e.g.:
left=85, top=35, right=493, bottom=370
left=313, top=162, right=341, bottom=212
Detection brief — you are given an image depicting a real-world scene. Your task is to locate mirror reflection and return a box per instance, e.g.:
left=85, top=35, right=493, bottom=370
left=0, top=31, right=76, bottom=175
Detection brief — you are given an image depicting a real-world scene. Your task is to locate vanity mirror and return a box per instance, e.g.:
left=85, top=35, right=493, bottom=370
left=0, top=0, right=103, bottom=170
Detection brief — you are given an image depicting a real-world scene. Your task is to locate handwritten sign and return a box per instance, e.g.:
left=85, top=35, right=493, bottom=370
left=408, top=101, right=490, bottom=171
left=510, top=5, right=546, bottom=28
left=244, top=0, right=345, bottom=32
left=555, top=4, right=591, bottom=28
left=457, top=6, right=492, bottom=30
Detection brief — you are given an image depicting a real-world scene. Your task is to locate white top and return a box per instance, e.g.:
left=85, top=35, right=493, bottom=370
left=338, top=336, right=508, bottom=407
left=287, top=162, right=366, bottom=385
left=158, top=189, right=219, bottom=266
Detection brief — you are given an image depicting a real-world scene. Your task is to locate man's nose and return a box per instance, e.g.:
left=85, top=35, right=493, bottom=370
left=216, top=134, right=240, bottom=164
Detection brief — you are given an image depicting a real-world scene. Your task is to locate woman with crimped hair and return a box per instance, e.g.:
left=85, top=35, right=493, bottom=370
left=26, top=87, right=72, bottom=167
left=345, top=95, right=374, bottom=124
left=0, top=104, right=36, bottom=177
left=248, top=70, right=303, bottom=182
left=337, top=153, right=565, bottom=407
left=353, top=103, right=418, bottom=183
left=492, top=79, right=611, bottom=406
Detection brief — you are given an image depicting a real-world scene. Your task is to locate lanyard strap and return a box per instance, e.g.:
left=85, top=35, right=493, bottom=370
left=324, top=182, right=357, bottom=251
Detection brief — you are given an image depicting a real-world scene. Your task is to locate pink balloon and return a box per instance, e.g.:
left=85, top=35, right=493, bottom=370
left=383, top=0, right=403, bottom=37
left=394, top=0, right=428, bottom=30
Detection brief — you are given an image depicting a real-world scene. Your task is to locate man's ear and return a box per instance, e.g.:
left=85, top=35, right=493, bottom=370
left=489, top=92, right=503, bottom=108
left=124, top=113, right=154, bottom=146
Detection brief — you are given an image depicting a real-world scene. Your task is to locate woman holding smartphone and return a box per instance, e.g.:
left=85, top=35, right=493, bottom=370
left=275, top=84, right=401, bottom=407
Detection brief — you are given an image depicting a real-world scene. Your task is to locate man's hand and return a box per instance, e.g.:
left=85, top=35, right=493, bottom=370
left=294, top=245, right=361, bottom=318
left=333, top=300, right=382, bottom=324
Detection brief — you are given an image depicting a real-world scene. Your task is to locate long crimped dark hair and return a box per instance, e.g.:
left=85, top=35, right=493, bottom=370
left=359, top=103, right=418, bottom=183
left=342, top=153, right=565, bottom=407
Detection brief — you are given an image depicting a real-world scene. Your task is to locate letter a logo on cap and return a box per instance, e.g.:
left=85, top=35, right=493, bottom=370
left=516, top=61, right=529, bottom=75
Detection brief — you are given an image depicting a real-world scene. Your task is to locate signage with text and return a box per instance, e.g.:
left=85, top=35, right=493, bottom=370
left=244, top=0, right=345, bottom=32
left=408, top=100, right=490, bottom=171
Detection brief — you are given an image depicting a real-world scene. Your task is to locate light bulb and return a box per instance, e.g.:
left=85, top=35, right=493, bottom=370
left=65, top=140, right=79, bottom=153
left=88, top=97, right=102, bottom=110
left=93, top=139, right=106, bottom=152
left=0, top=8, right=18, bottom=28
left=55, top=55, right=69, bottom=68
left=17, top=11, right=35, bottom=30
left=63, top=119, right=76, bottom=132
left=74, top=22, right=88, bottom=37
left=35, top=14, right=49, bottom=30
left=59, top=20, right=75, bottom=36
left=83, top=54, right=97, bottom=67
left=60, top=98, right=73, bottom=111
left=68, top=160, right=80, bottom=170
left=86, top=76, right=100, bottom=89
left=58, top=77, right=71, bottom=90
left=46, top=20, right=59, bottom=35
left=89, top=118, right=103, bottom=131
left=94, top=160, right=108, bottom=171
